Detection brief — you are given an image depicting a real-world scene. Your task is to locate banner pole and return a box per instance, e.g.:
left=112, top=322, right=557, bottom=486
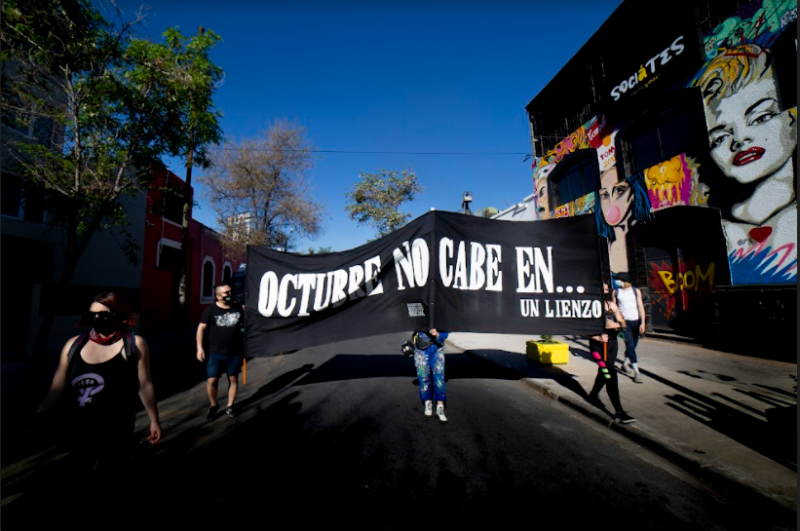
left=428, top=212, right=436, bottom=330
left=594, top=222, right=608, bottom=337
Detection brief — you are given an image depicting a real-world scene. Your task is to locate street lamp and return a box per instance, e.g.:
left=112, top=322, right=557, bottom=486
left=461, top=191, right=473, bottom=215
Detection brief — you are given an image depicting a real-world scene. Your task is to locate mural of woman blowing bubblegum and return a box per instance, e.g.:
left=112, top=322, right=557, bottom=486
left=595, top=165, right=651, bottom=281
left=533, top=160, right=556, bottom=220
left=691, top=43, right=797, bottom=283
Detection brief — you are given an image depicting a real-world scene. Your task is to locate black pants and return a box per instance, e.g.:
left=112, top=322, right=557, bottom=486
left=589, top=337, right=622, bottom=412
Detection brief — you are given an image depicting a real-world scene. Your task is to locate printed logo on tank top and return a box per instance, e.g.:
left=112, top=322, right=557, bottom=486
left=214, top=311, right=241, bottom=328
left=71, top=373, right=105, bottom=407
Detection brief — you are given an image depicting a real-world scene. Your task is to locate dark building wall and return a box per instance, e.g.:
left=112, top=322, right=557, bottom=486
left=522, top=0, right=797, bottom=359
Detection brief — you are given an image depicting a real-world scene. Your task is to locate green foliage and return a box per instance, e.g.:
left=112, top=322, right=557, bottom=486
left=478, top=206, right=498, bottom=218
left=344, top=169, right=423, bottom=238
left=539, top=334, right=555, bottom=343
left=1, top=0, right=223, bottom=268
left=306, top=246, right=334, bottom=255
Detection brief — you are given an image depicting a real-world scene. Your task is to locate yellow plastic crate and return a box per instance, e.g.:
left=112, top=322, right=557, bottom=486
left=525, top=340, right=570, bottom=364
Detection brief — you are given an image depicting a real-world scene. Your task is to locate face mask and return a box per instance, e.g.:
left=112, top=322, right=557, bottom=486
left=86, top=311, right=121, bottom=335
left=222, top=295, right=233, bottom=303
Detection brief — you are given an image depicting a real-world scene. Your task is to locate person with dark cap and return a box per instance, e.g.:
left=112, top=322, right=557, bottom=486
left=613, top=272, right=646, bottom=383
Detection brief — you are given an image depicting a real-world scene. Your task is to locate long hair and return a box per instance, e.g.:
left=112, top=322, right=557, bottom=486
left=595, top=171, right=652, bottom=243
left=77, top=292, right=136, bottom=328
left=692, top=44, right=771, bottom=106
left=689, top=43, right=796, bottom=219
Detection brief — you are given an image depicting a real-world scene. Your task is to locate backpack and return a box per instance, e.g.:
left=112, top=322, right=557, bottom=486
left=66, top=330, right=140, bottom=370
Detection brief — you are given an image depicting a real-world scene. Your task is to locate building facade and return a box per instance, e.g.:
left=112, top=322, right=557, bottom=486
left=504, top=0, right=796, bottom=358
left=1, top=161, right=243, bottom=359
left=140, top=167, right=244, bottom=335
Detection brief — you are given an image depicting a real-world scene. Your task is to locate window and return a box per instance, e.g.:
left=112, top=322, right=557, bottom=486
left=201, top=257, right=215, bottom=301
left=629, top=107, right=697, bottom=173
left=156, top=239, right=181, bottom=271
left=163, top=180, right=184, bottom=225
left=1, top=174, right=22, bottom=217
left=1, top=103, right=55, bottom=148
left=222, top=262, right=233, bottom=285
left=33, top=117, right=55, bottom=147
left=1, top=172, right=45, bottom=223
left=617, top=89, right=706, bottom=176
left=548, top=149, right=600, bottom=208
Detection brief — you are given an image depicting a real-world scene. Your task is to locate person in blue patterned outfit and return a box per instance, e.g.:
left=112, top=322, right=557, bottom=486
left=413, top=328, right=450, bottom=423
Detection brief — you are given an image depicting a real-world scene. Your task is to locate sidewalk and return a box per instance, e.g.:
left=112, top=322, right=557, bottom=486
left=446, top=332, right=797, bottom=515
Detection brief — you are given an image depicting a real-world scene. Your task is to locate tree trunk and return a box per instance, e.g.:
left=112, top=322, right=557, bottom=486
left=175, top=139, right=195, bottom=354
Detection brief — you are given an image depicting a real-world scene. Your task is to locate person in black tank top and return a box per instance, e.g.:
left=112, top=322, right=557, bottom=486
left=35, top=292, right=162, bottom=475
left=586, top=279, right=636, bottom=424
left=63, top=341, right=139, bottom=460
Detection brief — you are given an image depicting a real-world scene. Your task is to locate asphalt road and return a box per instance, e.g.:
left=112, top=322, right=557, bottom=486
left=1, top=333, right=793, bottom=530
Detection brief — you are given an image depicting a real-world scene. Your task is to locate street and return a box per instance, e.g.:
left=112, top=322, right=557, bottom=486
left=1, top=333, right=794, bottom=530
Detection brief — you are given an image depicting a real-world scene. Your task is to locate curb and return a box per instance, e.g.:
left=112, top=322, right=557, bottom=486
left=449, top=341, right=797, bottom=519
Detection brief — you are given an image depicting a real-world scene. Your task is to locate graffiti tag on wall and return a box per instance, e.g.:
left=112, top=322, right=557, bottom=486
left=702, top=0, right=796, bottom=59
left=644, top=154, right=710, bottom=210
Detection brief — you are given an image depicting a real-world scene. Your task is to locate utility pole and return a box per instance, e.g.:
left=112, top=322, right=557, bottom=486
left=175, top=25, right=204, bottom=349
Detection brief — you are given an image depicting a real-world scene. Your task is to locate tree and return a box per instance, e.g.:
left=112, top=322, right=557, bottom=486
left=129, top=25, right=224, bottom=331
left=306, top=246, right=334, bottom=254
left=477, top=206, right=498, bottom=218
left=1, top=0, right=221, bottom=398
left=345, top=169, right=423, bottom=238
left=200, top=119, right=325, bottom=260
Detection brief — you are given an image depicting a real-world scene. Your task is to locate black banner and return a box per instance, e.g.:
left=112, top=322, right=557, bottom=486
left=246, top=211, right=605, bottom=356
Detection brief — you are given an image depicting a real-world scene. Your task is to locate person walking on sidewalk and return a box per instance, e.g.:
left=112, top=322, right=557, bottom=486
left=614, top=272, right=646, bottom=383
left=587, top=280, right=636, bottom=424
left=197, top=283, right=245, bottom=421
left=35, top=292, right=162, bottom=474
left=413, top=328, right=450, bottom=423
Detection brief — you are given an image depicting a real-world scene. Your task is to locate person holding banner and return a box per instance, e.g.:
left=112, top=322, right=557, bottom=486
left=413, top=328, right=450, bottom=423
left=197, top=283, right=245, bottom=421
left=587, top=280, right=636, bottom=424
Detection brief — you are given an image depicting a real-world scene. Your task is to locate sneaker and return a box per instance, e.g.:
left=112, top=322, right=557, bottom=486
left=424, top=400, right=433, bottom=419
left=614, top=411, right=636, bottom=424
left=225, top=406, right=237, bottom=418
left=622, top=360, right=633, bottom=375
left=206, top=404, right=219, bottom=421
left=435, top=404, right=448, bottom=424
left=633, top=375, right=643, bottom=383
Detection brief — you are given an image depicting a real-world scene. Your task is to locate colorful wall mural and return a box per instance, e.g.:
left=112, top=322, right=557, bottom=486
left=529, top=0, right=796, bottom=288
left=690, top=38, right=797, bottom=284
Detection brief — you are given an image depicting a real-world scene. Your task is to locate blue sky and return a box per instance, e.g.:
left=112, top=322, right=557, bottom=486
left=107, top=0, right=624, bottom=252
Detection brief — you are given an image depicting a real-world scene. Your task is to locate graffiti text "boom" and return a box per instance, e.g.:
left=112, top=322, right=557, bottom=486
left=658, top=263, right=715, bottom=294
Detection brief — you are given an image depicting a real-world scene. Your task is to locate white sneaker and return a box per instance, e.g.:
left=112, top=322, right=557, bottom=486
left=436, top=404, right=448, bottom=424
left=424, top=400, right=433, bottom=418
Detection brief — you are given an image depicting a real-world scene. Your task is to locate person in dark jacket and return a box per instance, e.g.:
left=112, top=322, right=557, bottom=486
left=413, top=328, right=450, bottom=423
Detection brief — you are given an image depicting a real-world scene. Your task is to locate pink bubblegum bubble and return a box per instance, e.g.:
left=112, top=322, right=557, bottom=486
left=605, top=205, right=621, bottom=225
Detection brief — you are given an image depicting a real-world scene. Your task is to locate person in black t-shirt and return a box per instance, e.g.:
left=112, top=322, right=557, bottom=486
left=197, top=283, right=245, bottom=421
